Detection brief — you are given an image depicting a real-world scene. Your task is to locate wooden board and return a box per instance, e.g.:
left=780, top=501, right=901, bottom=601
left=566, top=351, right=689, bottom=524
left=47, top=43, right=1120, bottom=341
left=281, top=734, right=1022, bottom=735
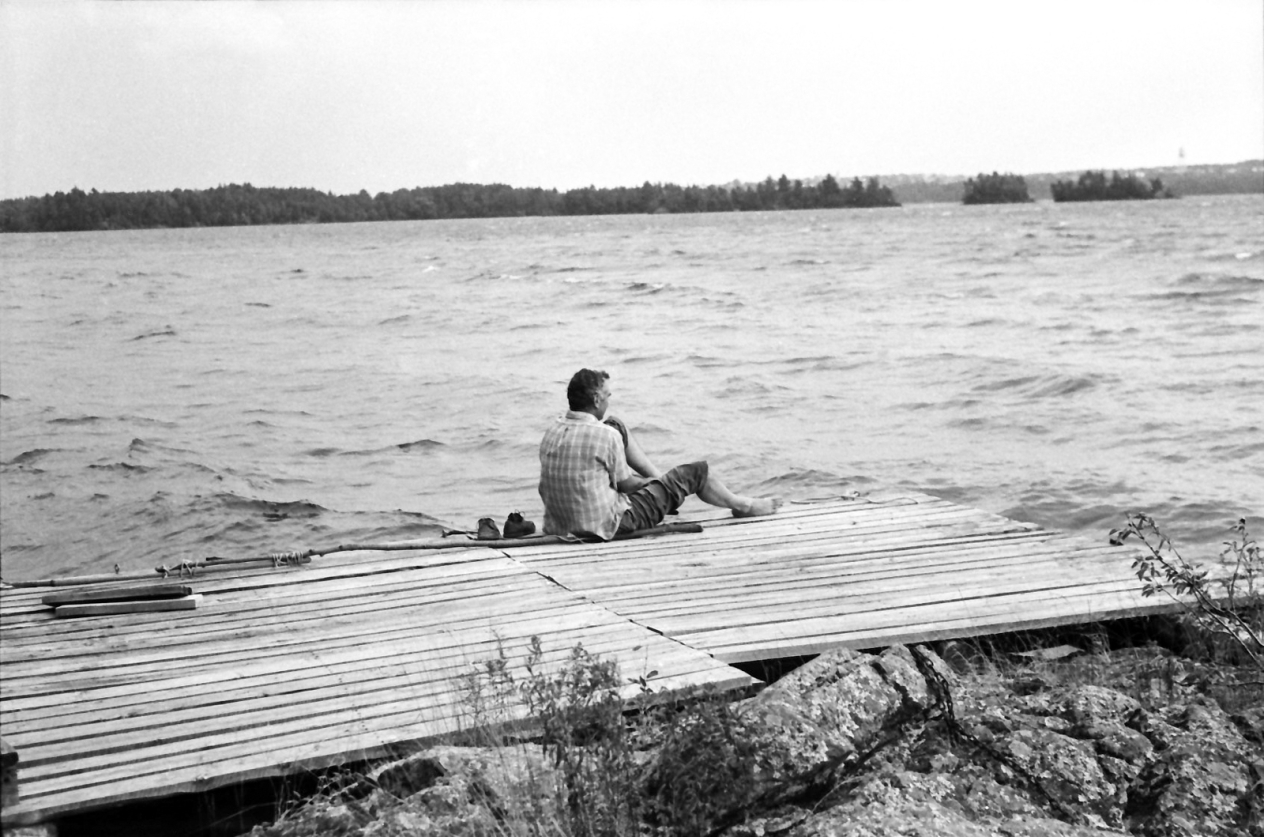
left=53, top=595, right=202, bottom=618
left=510, top=491, right=1182, bottom=663
left=0, top=546, right=753, bottom=826
left=41, top=585, right=194, bottom=607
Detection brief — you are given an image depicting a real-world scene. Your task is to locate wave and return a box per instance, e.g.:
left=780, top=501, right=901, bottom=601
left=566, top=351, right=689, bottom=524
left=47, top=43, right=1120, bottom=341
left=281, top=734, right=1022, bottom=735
left=188, top=492, right=328, bottom=520
left=3, top=448, right=57, bottom=467
left=970, top=373, right=1104, bottom=399
left=303, top=439, right=446, bottom=458
left=755, top=469, right=877, bottom=493
left=397, top=439, right=444, bottom=452
left=86, top=461, right=153, bottom=475
left=779, top=355, right=867, bottom=374
left=1175, top=272, right=1264, bottom=289
left=1143, top=273, right=1264, bottom=304
left=686, top=354, right=728, bottom=369
left=131, top=327, right=177, bottom=340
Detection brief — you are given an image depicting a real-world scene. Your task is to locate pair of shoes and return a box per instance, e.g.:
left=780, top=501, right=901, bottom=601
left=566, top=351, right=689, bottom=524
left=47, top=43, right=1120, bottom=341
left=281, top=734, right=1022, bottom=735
left=504, top=511, right=536, bottom=538
left=476, top=517, right=500, bottom=540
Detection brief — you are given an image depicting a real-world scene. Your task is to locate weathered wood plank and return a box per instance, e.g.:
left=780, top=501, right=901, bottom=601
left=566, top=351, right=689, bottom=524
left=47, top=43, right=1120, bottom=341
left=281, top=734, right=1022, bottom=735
left=39, top=585, right=193, bottom=607
left=1, top=663, right=740, bottom=827
left=516, top=535, right=1112, bottom=599
left=687, top=585, right=1181, bottom=662
left=53, top=595, right=202, bottom=618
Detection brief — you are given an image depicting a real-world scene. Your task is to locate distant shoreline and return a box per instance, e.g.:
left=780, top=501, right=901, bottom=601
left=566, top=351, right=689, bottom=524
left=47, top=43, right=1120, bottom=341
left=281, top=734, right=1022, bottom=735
left=2, top=161, right=1259, bottom=234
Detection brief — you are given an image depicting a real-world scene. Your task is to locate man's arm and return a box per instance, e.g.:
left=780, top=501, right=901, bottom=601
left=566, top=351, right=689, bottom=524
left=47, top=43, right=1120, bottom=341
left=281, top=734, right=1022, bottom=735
left=616, top=473, right=654, bottom=495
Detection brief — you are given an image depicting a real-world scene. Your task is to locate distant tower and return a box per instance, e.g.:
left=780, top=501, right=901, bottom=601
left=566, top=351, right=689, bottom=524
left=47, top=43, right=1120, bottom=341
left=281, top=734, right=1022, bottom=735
left=1178, top=147, right=1186, bottom=161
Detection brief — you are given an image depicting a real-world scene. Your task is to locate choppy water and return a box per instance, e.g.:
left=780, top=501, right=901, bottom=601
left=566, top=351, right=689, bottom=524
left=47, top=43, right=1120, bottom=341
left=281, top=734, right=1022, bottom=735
left=1, top=195, right=1261, bottom=581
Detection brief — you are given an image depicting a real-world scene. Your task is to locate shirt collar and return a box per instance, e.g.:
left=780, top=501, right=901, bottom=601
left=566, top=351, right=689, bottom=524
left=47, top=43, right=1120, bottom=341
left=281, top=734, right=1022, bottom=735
left=563, top=410, right=600, bottom=423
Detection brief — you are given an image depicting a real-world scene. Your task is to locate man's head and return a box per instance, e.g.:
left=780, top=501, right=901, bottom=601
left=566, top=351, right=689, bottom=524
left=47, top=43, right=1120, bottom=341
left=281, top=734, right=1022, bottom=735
left=567, top=368, right=610, bottom=417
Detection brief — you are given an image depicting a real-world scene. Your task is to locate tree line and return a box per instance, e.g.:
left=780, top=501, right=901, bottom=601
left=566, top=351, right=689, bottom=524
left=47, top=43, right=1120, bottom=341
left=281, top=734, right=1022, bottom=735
left=1050, top=170, right=1172, bottom=202
left=0, top=175, right=899, bottom=233
left=962, top=172, right=1032, bottom=204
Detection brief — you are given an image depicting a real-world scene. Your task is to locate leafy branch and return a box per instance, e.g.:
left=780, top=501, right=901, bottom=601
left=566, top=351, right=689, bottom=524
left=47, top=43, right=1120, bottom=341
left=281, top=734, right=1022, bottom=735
left=1111, top=513, right=1262, bottom=668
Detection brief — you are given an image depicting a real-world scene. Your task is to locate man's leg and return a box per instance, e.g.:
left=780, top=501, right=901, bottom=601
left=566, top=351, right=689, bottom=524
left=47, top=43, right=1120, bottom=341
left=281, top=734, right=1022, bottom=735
left=617, top=461, right=706, bottom=533
left=618, top=461, right=780, bottom=534
left=696, top=473, right=782, bottom=518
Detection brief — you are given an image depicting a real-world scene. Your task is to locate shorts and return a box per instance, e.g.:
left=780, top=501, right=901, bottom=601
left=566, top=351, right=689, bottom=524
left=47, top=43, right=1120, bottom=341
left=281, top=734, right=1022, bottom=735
left=617, top=461, right=709, bottom=534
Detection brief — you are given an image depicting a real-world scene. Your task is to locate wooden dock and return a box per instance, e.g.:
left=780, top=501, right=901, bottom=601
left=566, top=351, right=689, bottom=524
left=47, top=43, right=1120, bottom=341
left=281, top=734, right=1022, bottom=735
left=513, top=492, right=1180, bottom=662
left=0, top=491, right=1171, bottom=828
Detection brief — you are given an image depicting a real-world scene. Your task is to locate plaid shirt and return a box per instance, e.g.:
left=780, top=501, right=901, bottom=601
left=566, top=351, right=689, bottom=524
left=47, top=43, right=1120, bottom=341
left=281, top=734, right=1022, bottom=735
left=538, top=411, right=631, bottom=540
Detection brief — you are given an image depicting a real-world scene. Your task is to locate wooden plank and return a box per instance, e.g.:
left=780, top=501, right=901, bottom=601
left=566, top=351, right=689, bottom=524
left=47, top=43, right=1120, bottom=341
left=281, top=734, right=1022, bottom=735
left=40, top=585, right=193, bottom=607
left=10, top=641, right=723, bottom=752
left=0, top=551, right=521, bottom=630
left=1, top=573, right=560, bottom=662
left=687, top=584, right=1183, bottom=662
left=521, top=535, right=1116, bottom=600
left=516, top=527, right=1060, bottom=586
left=2, top=617, right=712, bottom=724
left=17, top=640, right=733, bottom=769
left=0, top=547, right=505, bottom=619
left=599, top=559, right=1141, bottom=628
left=0, top=574, right=622, bottom=675
left=511, top=502, right=1018, bottom=566
left=641, top=573, right=1149, bottom=638
left=1, top=663, right=744, bottom=827
left=0, top=600, right=617, bottom=696
left=53, top=595, right=202, bottom=619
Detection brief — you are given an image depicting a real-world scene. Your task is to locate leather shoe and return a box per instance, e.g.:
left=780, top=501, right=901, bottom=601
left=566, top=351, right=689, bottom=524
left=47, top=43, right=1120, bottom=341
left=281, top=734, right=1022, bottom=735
left=476, top=517, right=501, bottom=540
left=503, top=511, right=536, bottom=538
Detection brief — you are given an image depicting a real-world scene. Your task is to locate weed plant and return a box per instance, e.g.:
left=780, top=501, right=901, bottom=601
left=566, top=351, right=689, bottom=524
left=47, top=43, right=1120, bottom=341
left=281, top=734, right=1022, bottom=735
left=1113, top=514, right=1262, bottom=668
left=450, top=635, right=761, bottom=837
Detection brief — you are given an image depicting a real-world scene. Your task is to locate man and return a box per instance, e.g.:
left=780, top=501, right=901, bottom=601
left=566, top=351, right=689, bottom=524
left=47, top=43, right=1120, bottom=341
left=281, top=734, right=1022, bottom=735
left=538, top=368, right=781, bottom=540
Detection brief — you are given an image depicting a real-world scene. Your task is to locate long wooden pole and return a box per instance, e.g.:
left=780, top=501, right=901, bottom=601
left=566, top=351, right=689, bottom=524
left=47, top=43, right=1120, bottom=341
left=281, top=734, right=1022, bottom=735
left=1, top=523, right=704, bottom=588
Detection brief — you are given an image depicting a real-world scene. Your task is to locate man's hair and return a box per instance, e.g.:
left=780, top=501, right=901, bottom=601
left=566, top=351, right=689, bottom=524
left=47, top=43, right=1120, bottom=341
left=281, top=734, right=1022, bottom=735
left=567, top=368, right=609, bottom=411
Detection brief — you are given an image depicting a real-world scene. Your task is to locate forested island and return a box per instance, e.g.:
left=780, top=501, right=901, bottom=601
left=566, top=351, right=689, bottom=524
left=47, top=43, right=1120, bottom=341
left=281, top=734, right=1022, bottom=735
left=875, top=160, right=1262, bottom=203
left=0, top=175, right=898, bottom=233
left=961, top=172, right=1032, bottom=204
left=1051, top=170, right=1172, bottom=202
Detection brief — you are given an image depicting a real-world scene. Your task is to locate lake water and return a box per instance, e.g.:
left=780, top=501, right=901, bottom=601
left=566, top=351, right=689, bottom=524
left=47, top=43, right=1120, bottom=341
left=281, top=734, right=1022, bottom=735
left=1, top=196, right=1261, bottom=581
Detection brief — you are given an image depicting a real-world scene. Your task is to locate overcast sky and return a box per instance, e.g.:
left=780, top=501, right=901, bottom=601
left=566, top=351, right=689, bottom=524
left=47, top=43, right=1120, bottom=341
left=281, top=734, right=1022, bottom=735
left=2, top=0, right=1261, bottom=199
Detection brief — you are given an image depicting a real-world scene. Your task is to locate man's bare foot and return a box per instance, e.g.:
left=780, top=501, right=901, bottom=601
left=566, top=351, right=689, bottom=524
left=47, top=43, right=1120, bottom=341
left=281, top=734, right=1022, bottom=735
left=732, top=496, right=782, bottom=518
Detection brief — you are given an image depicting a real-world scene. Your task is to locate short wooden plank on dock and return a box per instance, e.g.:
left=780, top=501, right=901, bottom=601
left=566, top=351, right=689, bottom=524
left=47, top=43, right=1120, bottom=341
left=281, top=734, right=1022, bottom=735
left=53, top=594, right=202, bottom=618
left=0, top=546, right=753, bottom=827
left=510, top=491, right=1176, bottom=663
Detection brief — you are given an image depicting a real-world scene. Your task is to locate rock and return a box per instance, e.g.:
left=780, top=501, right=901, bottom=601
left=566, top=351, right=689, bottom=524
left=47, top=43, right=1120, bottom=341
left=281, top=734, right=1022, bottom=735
left=993, top=727, right=1123, bottom=826
left=758, top=767, right=1130, bottom=837
left=1128, top=697, right=1261, bottom=836
left=1231, top=705, right=1264, bottom=745
left=739, top=645, right=945, bottom=804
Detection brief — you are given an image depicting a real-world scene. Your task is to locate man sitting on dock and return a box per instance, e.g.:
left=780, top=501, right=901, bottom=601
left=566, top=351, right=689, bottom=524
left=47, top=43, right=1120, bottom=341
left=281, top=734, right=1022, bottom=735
left=539, top=368, right=781, bottom=540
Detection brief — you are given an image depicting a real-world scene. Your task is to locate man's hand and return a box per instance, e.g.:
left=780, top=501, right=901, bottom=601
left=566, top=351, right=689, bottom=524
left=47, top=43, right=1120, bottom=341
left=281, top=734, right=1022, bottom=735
left=617, top=474, right=654, bottom=495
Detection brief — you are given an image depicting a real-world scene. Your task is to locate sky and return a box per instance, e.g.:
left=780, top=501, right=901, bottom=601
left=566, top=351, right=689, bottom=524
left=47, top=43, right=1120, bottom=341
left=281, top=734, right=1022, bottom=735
left=1, top=0, right=1261, bottom=200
